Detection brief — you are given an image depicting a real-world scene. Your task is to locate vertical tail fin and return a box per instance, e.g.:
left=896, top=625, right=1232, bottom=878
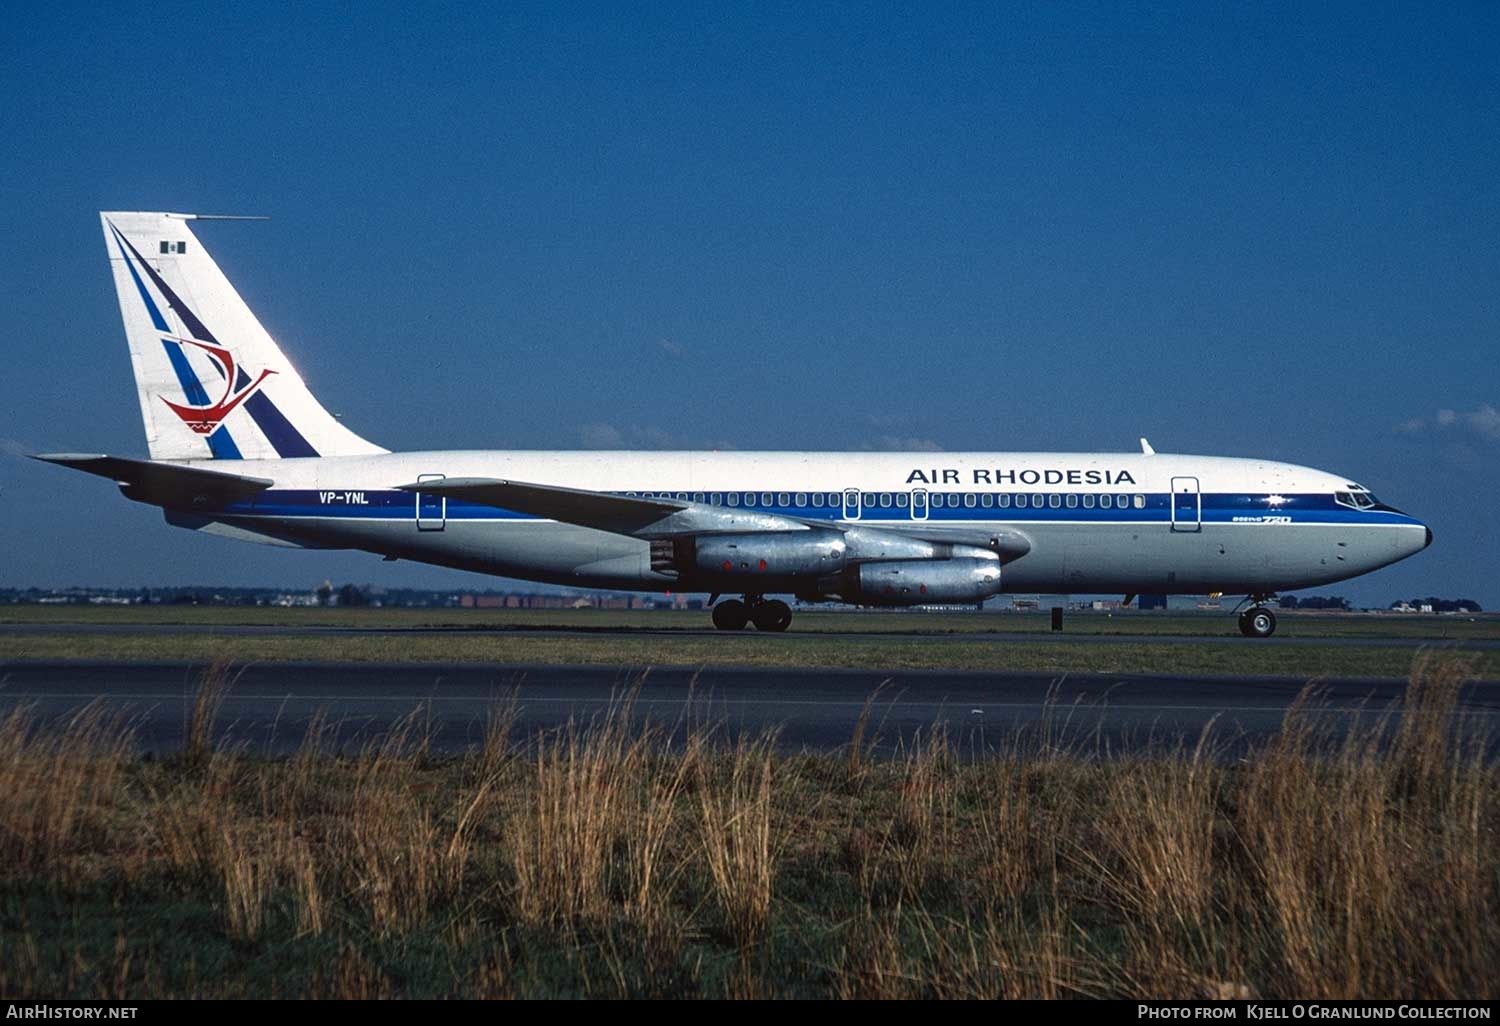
left=100, top=211, right=385, bottom=461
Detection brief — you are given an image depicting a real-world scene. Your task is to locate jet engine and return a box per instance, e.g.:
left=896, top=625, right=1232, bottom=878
left=652, top=529, right=848, bottom=577
left=652, top=526, right=1009, bottom=605
left=831, top=557, right=1002, bottom=605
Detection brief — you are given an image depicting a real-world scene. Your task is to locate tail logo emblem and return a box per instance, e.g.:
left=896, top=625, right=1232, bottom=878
left=159, top=335, right=277, bottom=434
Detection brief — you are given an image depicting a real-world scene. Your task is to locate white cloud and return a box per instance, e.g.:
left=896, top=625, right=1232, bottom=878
left=1395, top=404, right=1500, bottom=444
left=1465, top=404, right=1500, bottom=442
left=577, top=422, right=626, bottom=448
left=655, top=337, right=686, bottom=357
left=576, top=422, right=685, bottom=450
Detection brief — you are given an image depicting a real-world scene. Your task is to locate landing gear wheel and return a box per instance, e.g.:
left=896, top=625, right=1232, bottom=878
left=712, top=599, right=749, bottom=631
left=1238, top=607, right=1277, bottom=638
left=751, top=598, right=793, bottom=632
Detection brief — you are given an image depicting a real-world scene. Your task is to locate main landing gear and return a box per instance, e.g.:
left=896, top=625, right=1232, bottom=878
left=711, top=595, right=793, bottom=632
left=1237, top=596, right=1278, bottom=638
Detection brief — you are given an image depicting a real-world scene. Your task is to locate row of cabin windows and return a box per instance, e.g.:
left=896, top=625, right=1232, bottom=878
left=622, top=491, right=1148, bottom=511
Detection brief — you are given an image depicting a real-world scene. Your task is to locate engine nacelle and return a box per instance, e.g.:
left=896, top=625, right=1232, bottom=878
left=835, top=557, right=1002, bottom=606
left=663, top=529, right=849, bottom=578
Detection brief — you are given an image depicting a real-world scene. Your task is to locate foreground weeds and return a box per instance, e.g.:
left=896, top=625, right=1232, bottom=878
left=0, top=659, right=1496, bottom=998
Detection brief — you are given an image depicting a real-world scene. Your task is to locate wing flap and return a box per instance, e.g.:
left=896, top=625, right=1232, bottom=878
left=394, top=477, right=808, bottom=537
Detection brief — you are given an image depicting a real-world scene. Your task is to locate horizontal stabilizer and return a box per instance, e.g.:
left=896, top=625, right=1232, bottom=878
left=33, top=453, right=274, bottom=505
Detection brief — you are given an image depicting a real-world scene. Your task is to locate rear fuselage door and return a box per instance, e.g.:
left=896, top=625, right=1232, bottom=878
left=1170, top=476, right=1201, bottom=533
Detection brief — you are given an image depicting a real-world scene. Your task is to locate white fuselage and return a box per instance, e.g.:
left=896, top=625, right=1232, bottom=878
left=165, top=449, right=1430, bottom=597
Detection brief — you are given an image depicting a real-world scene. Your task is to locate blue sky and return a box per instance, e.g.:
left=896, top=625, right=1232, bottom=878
left=1, top=2, right=1496, bottom=606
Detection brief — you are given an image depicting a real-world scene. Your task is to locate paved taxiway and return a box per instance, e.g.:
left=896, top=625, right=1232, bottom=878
left=2, top=622, right=1495, bottom=649
left=2, top=660, right=1496, bottom=756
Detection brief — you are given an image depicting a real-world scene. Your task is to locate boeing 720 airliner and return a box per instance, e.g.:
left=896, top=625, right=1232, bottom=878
left=37, top=212, right=1432, bottom=636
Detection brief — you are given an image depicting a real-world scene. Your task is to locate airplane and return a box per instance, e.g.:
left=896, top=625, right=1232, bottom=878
left=35, top=211, right=1432, bottom=637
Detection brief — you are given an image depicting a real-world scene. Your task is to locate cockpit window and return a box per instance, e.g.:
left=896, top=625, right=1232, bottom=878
left=1335, top=487, right=1378, bottom=510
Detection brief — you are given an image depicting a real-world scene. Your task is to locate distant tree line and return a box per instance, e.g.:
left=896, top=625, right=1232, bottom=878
left=1390, top=597, right=1484, bottom=613
left=1278, top=595, right=1352, bottom=610
left=315, top=582, right=373, bottom=607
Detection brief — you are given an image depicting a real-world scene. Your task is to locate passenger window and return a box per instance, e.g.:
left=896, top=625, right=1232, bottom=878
left=880, top=493, right=892, bottom=507
left=997, top=494, right=1010, bottom=509
left=964, top=493, right=976, bottom=508
left=760, top=492, right=772, bottom=506
left=863, top=493, right=877, bottom=507
left=896, top=493, right=908, bottom=508
left=710, top=493, right=722, bottom=505
left=1082, top=494, right=1094, bottom=509
left=1048, top=493, right=1061, bottom=508
left=778, top=492, right=789, bottom=506
left=1066, top=494, right=1077, bottom=508
left=676, top=493, right=688, bottom=501
left=811, top=493, right=824, bottom=507
left=980, top=493, right=993, bottom=507
left=1032, top=494, right=1045, bottom=508
left=795, top=492, right=806, bottom=506
left=693, top=492, right=704, bottom=503
left=931, top=494, right=944, bottom=508
left=1133, top=494, right=1145, bottom=509
left=727, top=493, right=739, bottom=507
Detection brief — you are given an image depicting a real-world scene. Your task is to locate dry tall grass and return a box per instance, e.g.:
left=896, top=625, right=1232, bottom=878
left=509, top=696, right=647, bottom=928
left=1231, top=657, right=1496, bottom=998
left=183, top=657, right=235, bottom=769
left=697, top=731, right=779, bottom=946
left=0, top=655, right=1494, bottom=998
left=0, top=701, right=133, bottom=875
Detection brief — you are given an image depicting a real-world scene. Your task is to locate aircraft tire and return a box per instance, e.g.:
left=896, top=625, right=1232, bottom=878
left=751, top=599, right=793, bottom=632
left=1240, top=607, right=1276, bottom=638
left=712, top=599, right=750, bottom=631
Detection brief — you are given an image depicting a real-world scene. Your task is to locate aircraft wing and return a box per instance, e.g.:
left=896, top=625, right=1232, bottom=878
left=33, top=453, right=275, bottom=505
left=393, top=477, right=811, bottom=537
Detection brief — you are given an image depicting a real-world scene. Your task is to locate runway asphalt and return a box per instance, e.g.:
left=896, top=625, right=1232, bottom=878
left=2, top=622, right=1495, bottom=648
left=3, top=659, right=1497, bottom=757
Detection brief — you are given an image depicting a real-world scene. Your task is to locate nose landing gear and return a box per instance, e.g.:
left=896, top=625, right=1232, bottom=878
left=710, top=595, right=792, bottom=631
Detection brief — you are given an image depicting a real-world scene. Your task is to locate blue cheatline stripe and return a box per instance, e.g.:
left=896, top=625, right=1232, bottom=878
left=110, top=224, right=242, bottom=460
left=108, top=224, right=319, bottom=459
left=206, top=490, right=1421, bottom=528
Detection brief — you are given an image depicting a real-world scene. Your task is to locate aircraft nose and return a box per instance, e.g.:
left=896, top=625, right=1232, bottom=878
left=1425, top=526, right=1433, bottom=549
